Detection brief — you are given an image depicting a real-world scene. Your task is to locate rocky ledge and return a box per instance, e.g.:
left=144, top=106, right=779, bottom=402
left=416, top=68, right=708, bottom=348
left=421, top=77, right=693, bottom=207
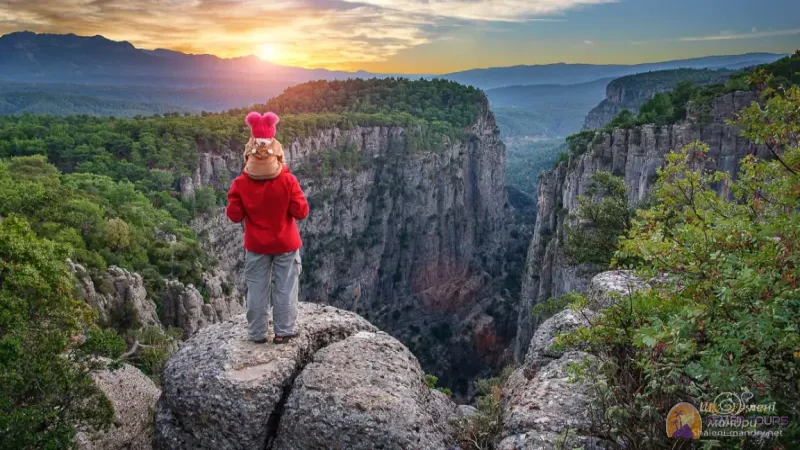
left=154, top=303, right=460, bottom=450
left=499, top=271, right=647, bottom=450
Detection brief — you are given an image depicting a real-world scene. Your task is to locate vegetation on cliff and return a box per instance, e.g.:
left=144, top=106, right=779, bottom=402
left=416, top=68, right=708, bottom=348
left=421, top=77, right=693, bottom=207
left=555, top=84, right=800, bottom=448
left=0, top=156, right=207, bottom=291
left=562, top=171, right=637, bottom=266
left=0, top=216, right=116, bottom=448
left=242, top=77, right=486, bottom=135
left=562, top=51, right=800, bottom=160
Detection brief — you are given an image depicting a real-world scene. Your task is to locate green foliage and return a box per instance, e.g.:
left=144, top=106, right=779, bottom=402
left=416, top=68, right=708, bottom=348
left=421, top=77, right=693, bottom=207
left=424, top=374, right=453, bottom=396
left=81, top=328, right=127, bottom=359
left=562, top=171, right=636, bottom=266
left=451, top=367, right=515, bottom=450
left=0, top=90, right=186, bottom=117
left=0, top=215, right=114, bottom=449
left=0, top=156, right=207, bottom=293
left=597, top=52, right=800, bottom=131
left=504, top=138, right=565, bottom=195
left=245, top=77, right=486, bottom=140
left=531, top=292, right=584, bottom=322
left=125, top=326, right=182, bottom=386
left=565, top=129, right=598, bottom=158
left=605, top=108, right=636, bottom=130
left=557, top=86, right=800, bottom=448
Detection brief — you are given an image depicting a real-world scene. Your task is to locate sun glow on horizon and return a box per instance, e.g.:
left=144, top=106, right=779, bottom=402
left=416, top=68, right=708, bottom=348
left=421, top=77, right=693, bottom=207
left=257, top=43, right=282, bottom=62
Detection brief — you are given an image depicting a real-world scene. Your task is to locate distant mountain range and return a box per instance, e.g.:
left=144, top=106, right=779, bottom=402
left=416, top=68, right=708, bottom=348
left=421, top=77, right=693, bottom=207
left=0, top=31, right=788, bottom=118
left=0, top=31, right=387, bottom=87
left=446, top=54, right=786, bottom=90
left=0, top=32, right=787, bottom=91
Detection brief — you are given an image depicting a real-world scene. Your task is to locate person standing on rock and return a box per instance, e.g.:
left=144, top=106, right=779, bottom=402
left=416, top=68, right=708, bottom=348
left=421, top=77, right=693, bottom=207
left=226, top=111, right=309, bottom=344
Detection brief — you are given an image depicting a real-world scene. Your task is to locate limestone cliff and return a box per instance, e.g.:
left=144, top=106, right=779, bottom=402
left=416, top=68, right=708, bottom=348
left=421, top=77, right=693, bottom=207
left=185, top=101, right=515, bottom=394
left=583, top=69, right=735, bottom=130
left=515, top=90, right=762, bottom=361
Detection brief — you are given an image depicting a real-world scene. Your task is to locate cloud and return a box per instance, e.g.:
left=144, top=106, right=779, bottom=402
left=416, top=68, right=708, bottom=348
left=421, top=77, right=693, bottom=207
left=680, top=28, right=800, bottom=42
left=0, top=0, right=614, bottom=69
left=583, top=40, right=594, bottom=45
left=340, top=0, right=616, bottom=22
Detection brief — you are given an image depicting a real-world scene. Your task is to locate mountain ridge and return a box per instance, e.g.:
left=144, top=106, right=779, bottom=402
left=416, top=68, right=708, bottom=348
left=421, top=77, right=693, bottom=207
left=0, top=31, right=787, bottom=91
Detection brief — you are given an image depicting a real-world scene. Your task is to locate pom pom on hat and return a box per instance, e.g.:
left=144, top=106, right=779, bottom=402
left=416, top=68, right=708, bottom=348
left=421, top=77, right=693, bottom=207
left=246, top=112, right=280, bottom=139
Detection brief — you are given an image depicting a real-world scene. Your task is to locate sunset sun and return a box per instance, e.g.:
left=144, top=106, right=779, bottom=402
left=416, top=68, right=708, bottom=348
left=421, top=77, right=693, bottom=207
left=258, top=43, right=281, bottom=62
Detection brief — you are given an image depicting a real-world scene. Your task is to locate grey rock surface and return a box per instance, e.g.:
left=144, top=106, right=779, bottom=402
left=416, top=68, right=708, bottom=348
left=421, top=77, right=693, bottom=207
left=275, top=331, right=457, bottom=450
left=500, top=271, right=649, bottom=450
left=499, top=353, right=604, bottom=450
left=154, top=303, right=379, bottom=450
left=159, top=275, right=245, bottom=339
left=515, top=90, right=764, bottom=361
left=76, top=361, right=160, bottom=450
left=524, top=308, right=592, bottom=367
left=71, top=262, right=160, bottom=329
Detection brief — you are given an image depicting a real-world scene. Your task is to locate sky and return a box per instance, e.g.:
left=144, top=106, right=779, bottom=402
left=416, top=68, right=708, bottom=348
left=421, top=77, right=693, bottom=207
left=0, top=0, right=798, bottom=74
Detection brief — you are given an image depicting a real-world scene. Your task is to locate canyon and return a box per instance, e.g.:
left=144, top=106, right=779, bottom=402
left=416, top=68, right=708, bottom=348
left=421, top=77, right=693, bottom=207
left=515, top=90, right=763, bottom=360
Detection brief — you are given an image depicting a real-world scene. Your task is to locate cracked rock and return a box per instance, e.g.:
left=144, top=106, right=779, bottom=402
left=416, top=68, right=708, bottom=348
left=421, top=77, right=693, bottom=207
left=153, top=303, right=376, bottom=450
left=275, top=331, right=458, bottom=449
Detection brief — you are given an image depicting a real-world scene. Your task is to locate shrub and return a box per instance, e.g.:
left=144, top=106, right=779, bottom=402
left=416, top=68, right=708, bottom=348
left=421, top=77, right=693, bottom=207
left=561, top=171, right=636, bottom=266
left=555, top=86, right=800, bottom=449
left=451, top=367, right=514, bottom=450
left=81, top=328, right=127, bottom=359
left=424, top=374, right=453, bottom=396
left=0, top=215, right=114, bottom=448
left=125, top=326, right=182, bottom=386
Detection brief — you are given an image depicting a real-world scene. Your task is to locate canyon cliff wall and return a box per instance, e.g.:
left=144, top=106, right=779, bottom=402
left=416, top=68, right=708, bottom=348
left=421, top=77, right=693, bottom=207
left=185, top=102, right=514, bottom=393
left=583, top=69, right=734, bottom=130
left=516, top=90, right=761, bottom=361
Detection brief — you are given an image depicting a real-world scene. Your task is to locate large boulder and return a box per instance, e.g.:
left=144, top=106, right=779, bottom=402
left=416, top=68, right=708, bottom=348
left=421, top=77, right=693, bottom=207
left=275, top=331, right=457, bottom=450
left=500, top=271, right=648, bottom=450
left=76, top=362, right=160, bottom=450
left=499, top=352, right=602, bottom=450
left=155, top=303, right=459, bottom=449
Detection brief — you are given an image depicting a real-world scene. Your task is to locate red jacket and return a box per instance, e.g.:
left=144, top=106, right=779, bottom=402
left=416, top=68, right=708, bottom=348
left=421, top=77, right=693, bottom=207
left=226, top=165, right=309, bottom=254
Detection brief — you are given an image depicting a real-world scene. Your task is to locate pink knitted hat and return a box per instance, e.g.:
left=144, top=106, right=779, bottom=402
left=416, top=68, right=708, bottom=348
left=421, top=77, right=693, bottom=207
left=246, top=112, right=280, bottom=139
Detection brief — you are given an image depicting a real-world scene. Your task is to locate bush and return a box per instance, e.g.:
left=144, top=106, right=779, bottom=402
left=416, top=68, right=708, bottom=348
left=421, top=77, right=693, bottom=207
left=424, top=374, right=453, bottom=396
left=562, top=171, right=636, bottom=266
left=0, top=215, right=114, bottom=448
left=126, top=326, right=181, bottom=386
left=81, top=328, right=127, bottom=359
left=451, top=367, right=514, bottom=450
left=555, top=86, right=800, bottom=449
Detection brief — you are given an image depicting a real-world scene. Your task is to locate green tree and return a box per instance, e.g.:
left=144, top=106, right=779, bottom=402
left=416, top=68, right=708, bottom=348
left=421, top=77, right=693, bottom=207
left=562, top=171, right=636, bottom=266
left=0, top=216, right=114, bottom=449
left=558, top=86, right=800, bottom=449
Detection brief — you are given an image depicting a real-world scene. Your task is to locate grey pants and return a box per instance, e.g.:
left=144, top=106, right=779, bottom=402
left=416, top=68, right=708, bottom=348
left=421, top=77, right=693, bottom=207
left=245, top=250, right=301, bottom=340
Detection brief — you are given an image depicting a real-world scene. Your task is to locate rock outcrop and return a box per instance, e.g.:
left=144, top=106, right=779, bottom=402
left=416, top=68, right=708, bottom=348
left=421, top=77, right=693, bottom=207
left=583, top=69, right=734, bottom=130
left=71, top=262, right=160, bottom=329
left=515, top=90, right=763, bottom=361
left=76, top=361, right=161, bottom=450
left=159, top=271, right=245, bottom=339
left=154, top=303, right=459, bottom=450
left=500, top=271, right=646, bottom=450
left=276, top=331, right=457, bottom=449
left=184, top=101, right=515, bottom=392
